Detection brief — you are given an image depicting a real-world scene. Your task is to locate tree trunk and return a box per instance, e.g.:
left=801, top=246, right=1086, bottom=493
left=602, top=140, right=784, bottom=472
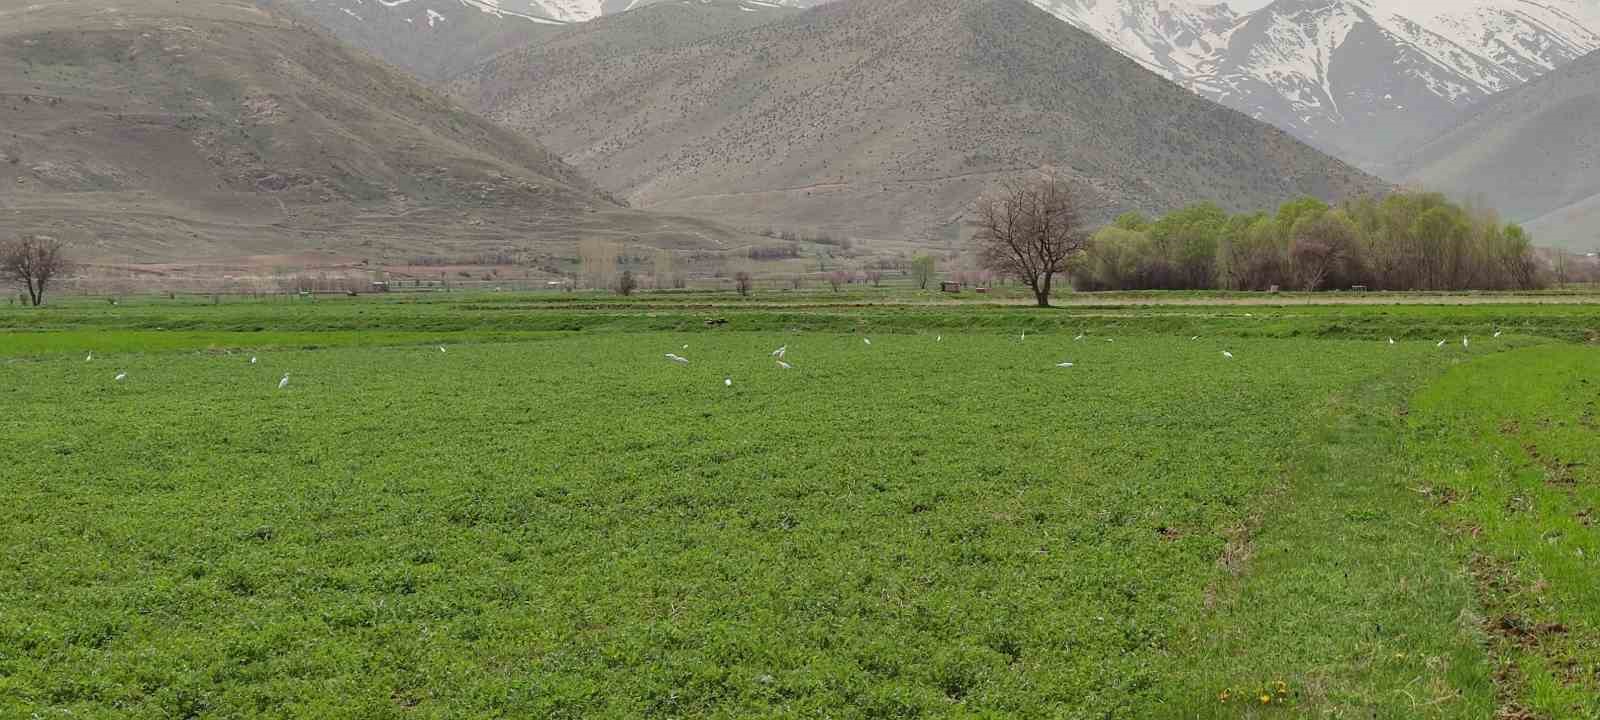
left=26, top=279, right=41, bottom=306
left=1034, top=273, right=1052, bottom=307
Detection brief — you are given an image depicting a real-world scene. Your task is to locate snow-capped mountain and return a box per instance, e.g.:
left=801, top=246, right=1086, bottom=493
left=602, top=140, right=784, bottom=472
left=386, top=0, right=818, bottom=24
left=287, top=0, right=810, bottom=81
left=1030, top=0, right=1239, bottom=85
left=1035, top=0, right=1600, bottom=170
left=293, top=0, right=1599, bottom=173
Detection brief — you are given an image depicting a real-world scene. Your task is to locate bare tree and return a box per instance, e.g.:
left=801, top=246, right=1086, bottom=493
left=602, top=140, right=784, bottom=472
left=1289, top=211, right=1357, bottom=291
left=734, top=271, right=753, bottom=296
left=973, top=177, right=1087, bottom=307
left=616, top=269, right=638, bottom=296
left=2, top=235, right=68, bottom=306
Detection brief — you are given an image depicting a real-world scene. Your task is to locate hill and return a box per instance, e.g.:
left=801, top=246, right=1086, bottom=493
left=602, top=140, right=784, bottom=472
left=1402, top=49, right=1600, bottom=251
left=450, top=0, right=1390, bottom=245
left=0, top=0, right=751, bottom=269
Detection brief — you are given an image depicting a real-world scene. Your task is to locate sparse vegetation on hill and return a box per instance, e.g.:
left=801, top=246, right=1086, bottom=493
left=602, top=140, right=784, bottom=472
left=451, top=0, right=1389, bottom=244
left=0, top=0, right=754, bottom=264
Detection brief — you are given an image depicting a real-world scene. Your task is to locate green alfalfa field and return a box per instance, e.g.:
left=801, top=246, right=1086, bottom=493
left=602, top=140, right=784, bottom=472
left=0, top=292, right=1596, bottom=718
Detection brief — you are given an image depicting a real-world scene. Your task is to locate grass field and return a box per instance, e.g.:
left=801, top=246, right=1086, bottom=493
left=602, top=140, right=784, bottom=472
left=0, top=291, right=1596, bottom=718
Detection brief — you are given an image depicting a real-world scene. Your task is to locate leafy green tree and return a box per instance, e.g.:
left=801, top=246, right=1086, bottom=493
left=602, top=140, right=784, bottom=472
left=911, top=255, right=937, bottom=290
left=1113, top=212, right=1151, bottom=232
left=1151, top=203, right=1227, bottom=289
left=1071, top=192, right=1545, bottom=293
left=1079, top=226, right=1149, bottom=291
left=1274, top=197, right=1330, bottom=242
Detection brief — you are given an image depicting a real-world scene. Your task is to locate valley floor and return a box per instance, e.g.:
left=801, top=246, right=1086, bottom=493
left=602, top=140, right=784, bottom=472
left=0, top=293, right=1595, bottom=718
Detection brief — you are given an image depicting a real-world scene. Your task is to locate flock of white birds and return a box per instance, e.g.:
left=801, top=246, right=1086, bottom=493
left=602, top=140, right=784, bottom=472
left=86, top=327, right=1509, bottom=390
left=646, top=329, right=1508, bottom=388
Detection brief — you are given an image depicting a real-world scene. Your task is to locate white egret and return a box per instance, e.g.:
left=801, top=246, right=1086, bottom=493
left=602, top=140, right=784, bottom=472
left=278, top=374, right=290, bottom=390
left=1222, top=351, right=1234, bottom=359
left=665, top=353, right=689, bottom=364
left=250, top=356, right=258, bottom=364
left=1021, top=332, right=1026, bottom=342
left=936, top=335, right=942, bottom=342
left=1462, top=336, right=1469, bottom=349
left=772, top=345, right=787, bottom=359
left=1388, top=338, right=1395, bottom=345
left=1055, top=362, right=1074, bottom=368
left=114, top=372, right=127, bottom=382
left=1494, top=331, right=1503, bottom=338
left=1436, top=339, right=1447, bottom=348
left=1105, top=338, right=1114, bottom=343
left=1074, top=334, right=1085, bottom=341
left=724, top=378, right=733, bottom=387
left=439, top=346, right=447, bottom=353
left=1190, top=336, right=1199, bottom=341
left=85, top=353, right=93, bottom=362
left=776, top=360, right=792, bottom=370
left=863, top=338, right=871, bottom=345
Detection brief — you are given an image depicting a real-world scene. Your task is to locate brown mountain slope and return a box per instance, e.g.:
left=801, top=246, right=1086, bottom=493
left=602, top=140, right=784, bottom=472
left=1402, top=49, right=1600, bottom=251
left=0, top=0, right=749, bottom=265
left=451, top=0, right=1390, bottom=245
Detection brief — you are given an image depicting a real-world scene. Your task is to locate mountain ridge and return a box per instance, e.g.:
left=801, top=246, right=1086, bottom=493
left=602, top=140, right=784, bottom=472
left=288, top=0, right=1600, bottom=179
left=1037, top=0, right=1600, bottom=171
left=451, top=0, right=1389, bottom=244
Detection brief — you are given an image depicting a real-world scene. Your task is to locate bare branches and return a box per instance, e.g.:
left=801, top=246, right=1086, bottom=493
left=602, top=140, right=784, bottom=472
left=973, top=176, right=1087, bottom=307
left=1, top=235, right=68, bottom=306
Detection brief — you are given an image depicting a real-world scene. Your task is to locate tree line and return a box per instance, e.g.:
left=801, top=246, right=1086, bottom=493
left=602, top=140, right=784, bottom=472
left=1071, top=192, right=1544, bottom=292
